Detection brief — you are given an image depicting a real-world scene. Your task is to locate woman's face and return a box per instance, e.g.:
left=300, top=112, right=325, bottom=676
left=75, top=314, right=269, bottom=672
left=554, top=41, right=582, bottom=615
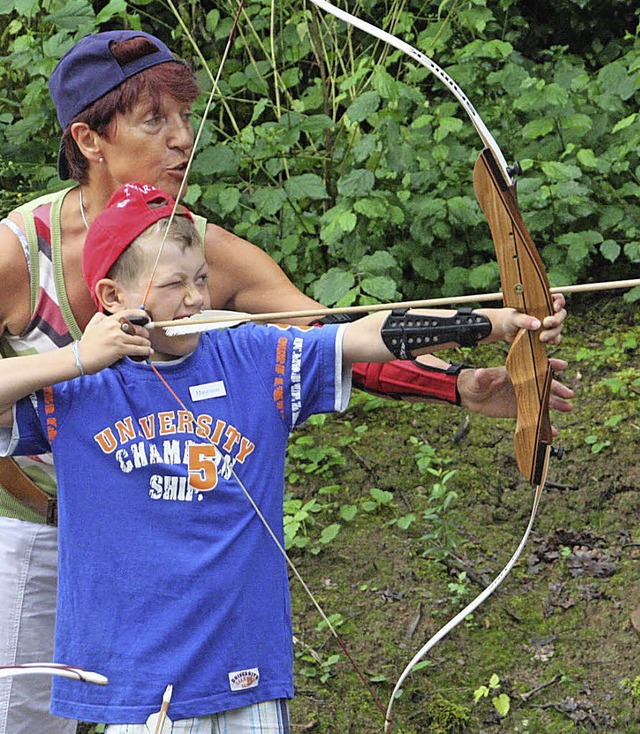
left=99, top=93, right=195, bottom=200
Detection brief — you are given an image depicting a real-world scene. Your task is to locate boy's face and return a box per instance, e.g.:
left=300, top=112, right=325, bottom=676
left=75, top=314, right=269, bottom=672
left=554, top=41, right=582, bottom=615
left=118, top=238, right=210, bottom=360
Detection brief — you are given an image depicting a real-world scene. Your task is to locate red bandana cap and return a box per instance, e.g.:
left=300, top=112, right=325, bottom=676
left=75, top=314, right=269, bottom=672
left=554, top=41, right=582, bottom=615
left=83, top=182, right=195, bottom=309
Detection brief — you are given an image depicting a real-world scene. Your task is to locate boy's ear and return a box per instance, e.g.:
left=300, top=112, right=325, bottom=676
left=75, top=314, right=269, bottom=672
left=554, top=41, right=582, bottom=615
left=95, top=279, right=125, bottom=313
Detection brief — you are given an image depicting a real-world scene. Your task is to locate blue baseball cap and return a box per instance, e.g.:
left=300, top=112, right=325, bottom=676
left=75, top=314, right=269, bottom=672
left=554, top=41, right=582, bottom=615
left=49, top=31, right=178, bottom=180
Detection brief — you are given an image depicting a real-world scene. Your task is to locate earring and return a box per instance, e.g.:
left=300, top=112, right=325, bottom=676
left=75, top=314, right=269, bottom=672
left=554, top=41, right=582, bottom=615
left=98, top=157, right=104, bottom=163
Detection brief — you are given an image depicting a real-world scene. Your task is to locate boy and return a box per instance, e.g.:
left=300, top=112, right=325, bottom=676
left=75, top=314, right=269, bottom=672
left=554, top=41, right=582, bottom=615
left=0, top=183, right=548, bottom=732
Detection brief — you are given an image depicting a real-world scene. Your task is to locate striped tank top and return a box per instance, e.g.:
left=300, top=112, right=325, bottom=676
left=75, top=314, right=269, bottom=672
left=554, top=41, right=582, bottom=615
left=0, top=186, right=80, bottom=522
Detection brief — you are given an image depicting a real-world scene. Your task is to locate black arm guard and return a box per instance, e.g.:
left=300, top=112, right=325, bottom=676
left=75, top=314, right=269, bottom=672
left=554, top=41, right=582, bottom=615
left=381, top=307, right=492, bottom=359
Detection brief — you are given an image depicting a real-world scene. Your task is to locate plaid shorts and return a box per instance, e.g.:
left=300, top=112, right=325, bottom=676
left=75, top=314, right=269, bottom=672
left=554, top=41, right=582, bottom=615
left=103, top=698, right=290, bottom=734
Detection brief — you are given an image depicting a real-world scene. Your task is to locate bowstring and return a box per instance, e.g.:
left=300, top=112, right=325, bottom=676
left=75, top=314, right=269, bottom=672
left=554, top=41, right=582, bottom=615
left=149, top=363, right=387, bottom=719
left=140, top=0, right=245, bottom=308
left=146, top=2, right=388, bottom=722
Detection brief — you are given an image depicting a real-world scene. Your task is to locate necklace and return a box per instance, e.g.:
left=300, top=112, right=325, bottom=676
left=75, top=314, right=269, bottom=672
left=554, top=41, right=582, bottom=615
left=78, top=188, right=90, bottom=230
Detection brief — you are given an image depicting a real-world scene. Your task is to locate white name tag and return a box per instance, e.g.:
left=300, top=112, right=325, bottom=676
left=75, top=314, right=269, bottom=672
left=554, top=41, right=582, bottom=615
left=189, top=381, right=227, bottom=402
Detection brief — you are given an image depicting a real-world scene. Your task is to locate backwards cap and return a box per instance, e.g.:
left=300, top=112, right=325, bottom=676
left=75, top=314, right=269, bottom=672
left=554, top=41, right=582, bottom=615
left=82, top=182, right=194, bottom=309
left=49, top=31, right=178, bottom=180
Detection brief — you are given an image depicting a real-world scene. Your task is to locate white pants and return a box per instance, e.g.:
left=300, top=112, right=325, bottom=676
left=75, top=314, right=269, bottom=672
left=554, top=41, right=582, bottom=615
left=0, top=516, right=76, bottom=734
left=104, top=699, right=291, bottom=733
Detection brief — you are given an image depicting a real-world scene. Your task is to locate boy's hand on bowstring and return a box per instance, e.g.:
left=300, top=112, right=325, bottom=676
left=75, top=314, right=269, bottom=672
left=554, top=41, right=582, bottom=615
left=79, top=311, right=153, bottom=374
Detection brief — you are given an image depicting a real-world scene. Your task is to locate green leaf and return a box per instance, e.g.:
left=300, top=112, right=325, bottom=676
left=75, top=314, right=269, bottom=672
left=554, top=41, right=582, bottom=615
left=6, top=0, right=40, bottom=13
left=44, top=0, right=94, bottom=29
left=340, top=505, right=358, bottom=522
left=540, top=161, right=582, bottom=181
left=337, top=169, right=375, bottom=197
left=218, top=187, right=241, bottom=214
left=320, top=523, right=341, bottom=544
left=434, top=116, right=463, bottom=142
left=598, top=61, right=636, bottom=101
left=312, top=269, right=356, bottom=305
left=95, top=0, right=127, bottom=24
left=447, top=196, right=478, bottom=226
left=576, top=148, right=598, bottom=168
left=469, top=262, right=499, bottom=290
left=182, top=183, right=201, bottom=206
left=521, top=117, right=554, bottom=140
left=370, top=487, right=393, bottom=505
left=600, top=240, right=621, bottom=263
left=353, top=198, right=389, bottom=219
left=284, top=174, right=328, bottom=200
left=371, top=68, right=398, bottom=99
left=300, top=114, right=334, bottom=136
left=250, top=186, right=287, bottom=216
left=192, top=145, right=237, bottom=176
left=493, top=693, right=510, bottom=717
left=358, top=251, right=397, bottom=273
left=360, top=275, right=398, bottom=301
left=345, top=91, right=381, bottom=124
left=612, top=113, right=638, bottom=133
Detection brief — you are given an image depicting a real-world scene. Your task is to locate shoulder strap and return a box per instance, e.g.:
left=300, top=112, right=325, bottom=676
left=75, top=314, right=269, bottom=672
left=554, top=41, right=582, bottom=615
left=193, top=214, right=207, bottom=241
left=14, top=187, right=75, bottom=315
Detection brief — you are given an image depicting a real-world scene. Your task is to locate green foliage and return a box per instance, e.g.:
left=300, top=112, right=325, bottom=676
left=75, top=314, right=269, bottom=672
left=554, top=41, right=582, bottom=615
left=283, top=417, right=397, bottom=552
left=474, top=673, right=511, bottom=718
left=575, top=330, right=639, bottom=369
left=2, top=0, right=639, bottom=301
left=575, top=328, right=640, bottom=404
left=407, top=436, right=462, bottom=558
left=418, top=692, right=471, bottom=734
left=620, top=675, right=640, bottom=705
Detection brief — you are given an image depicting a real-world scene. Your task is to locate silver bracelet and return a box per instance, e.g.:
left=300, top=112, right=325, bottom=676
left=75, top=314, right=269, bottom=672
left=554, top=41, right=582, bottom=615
left=71, top=340, right=85, bottom=376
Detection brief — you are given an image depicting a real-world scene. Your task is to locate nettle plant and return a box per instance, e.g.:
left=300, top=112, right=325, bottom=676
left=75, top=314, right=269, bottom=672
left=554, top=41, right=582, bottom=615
left=1, top=0, right=639, bottom=303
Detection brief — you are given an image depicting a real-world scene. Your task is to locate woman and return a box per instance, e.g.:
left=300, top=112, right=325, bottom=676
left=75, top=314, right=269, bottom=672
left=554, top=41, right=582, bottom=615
left=0, top=29, right=571, bottom=733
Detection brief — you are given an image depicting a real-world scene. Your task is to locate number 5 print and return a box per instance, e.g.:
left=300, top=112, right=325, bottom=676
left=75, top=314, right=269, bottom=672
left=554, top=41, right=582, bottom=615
left=188, top=444, right=219, bottom=491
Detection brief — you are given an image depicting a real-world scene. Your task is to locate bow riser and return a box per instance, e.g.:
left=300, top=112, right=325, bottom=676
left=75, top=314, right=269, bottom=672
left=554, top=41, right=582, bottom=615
left=473, top=149, right=554, bottom=484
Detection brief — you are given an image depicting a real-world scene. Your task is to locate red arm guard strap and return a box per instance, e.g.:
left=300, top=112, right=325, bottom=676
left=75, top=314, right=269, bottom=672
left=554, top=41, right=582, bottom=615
left=351, top=360, right=464, bottom=405
left=311, top=313, right=464, bottom=405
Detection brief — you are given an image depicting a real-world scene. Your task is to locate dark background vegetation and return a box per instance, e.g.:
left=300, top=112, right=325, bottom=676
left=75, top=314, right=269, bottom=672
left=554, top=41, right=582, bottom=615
left=1, top=1, right=638, bottom=731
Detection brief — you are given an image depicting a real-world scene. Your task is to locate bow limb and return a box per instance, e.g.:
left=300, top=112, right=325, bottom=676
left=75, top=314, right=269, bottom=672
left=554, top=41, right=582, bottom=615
left=308, top=0, right=512, bottom=179
left=0, top=663, right=107, bottom=685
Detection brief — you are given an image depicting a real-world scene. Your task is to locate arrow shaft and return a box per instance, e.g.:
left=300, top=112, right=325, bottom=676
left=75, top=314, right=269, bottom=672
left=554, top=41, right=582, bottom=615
left=149, top=278, right=639, bottom=330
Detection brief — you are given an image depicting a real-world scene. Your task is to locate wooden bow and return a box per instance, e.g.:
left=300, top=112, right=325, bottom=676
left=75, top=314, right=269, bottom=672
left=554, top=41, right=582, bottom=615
left=473, top=149, right=555, bottom=486
left=307, top=2, right=561, bottom=730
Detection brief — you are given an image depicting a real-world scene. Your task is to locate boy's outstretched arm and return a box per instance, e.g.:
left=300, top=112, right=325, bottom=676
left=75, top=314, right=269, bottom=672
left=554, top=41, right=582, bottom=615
left=342, top=307, right=545, bottom=365
left=0, top=311, right=151, bottom=425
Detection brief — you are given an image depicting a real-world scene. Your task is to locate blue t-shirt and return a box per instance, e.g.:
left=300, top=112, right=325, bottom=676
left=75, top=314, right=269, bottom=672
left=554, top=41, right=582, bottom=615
left=5, top=322, right=349, bottom=723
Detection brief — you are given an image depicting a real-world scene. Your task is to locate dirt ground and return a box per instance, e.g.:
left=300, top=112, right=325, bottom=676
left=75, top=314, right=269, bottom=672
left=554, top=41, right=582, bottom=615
left=283, top=296, right=639, bottom=733
left=77, top=295, right=638, bottom=734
